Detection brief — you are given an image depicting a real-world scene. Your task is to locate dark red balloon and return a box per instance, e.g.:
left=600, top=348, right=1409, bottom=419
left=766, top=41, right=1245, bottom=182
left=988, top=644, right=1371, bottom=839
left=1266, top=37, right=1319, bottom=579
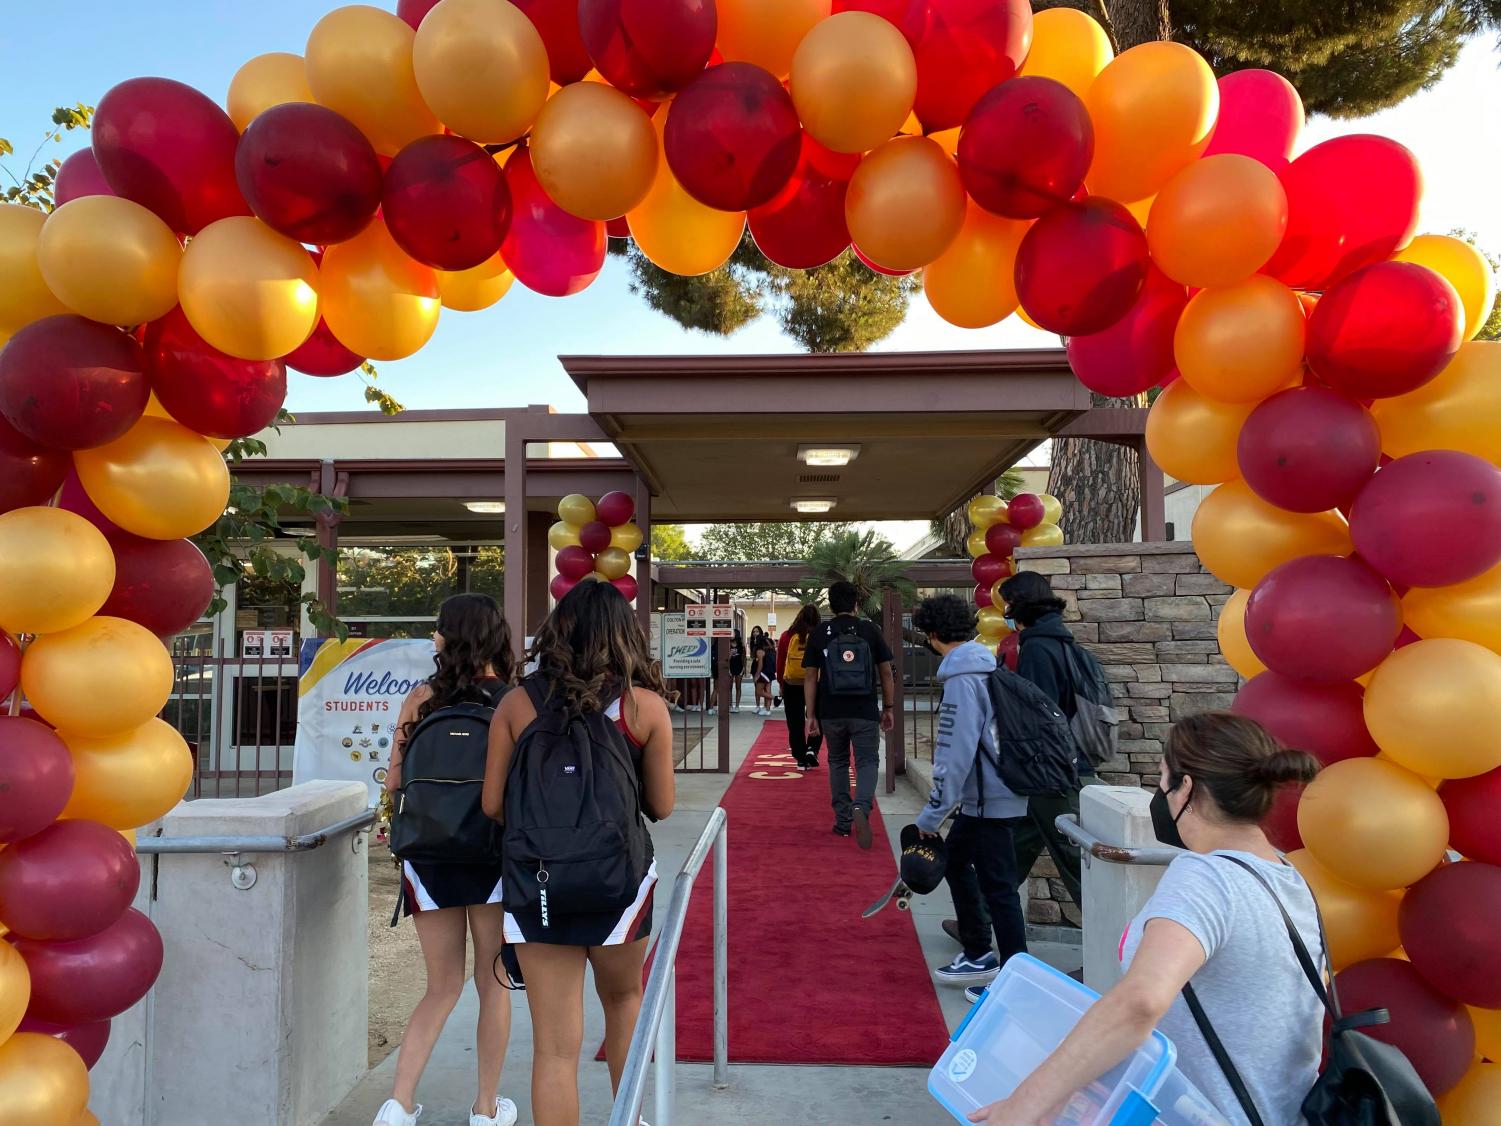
left=0, top=315, right=147, bottom=451
left=396, top=0, right=441, bottom=28
left=1335, top=958, right=1474, bottom=1095
left=612, top=573, right=639, bottom=601
left=549, top=573, right=579, bottom=601
left=1440, top=768, right=1501, bottom=866
left=1067, top=265, right=1188, bottom=398
left=235, top=103, right=383, bottom=247
left=502, top=148, right=606, bottom=297
left=607, top=216, right=631, bottom=239
left=1350, top=450, right=1501, bottom=588
left=854, top=244, right=914, bottom=277
left=579, top=0, right=718, bottom=100
left=1244, top=555, right=1401, bottom=683
left=0, top=717, right=73, bottom=844
left=985, top=523, right=1022, bottom=556
left=975, top=583, right=993, bottom=609
left=1306, top=262, right=1465, bottom=400
left=0, top=632, right=17, bottom=701
left=283, top=319, right=365, bottom=378
left=664, top=64, right=801, bottom=212
left=0, top=414, right=70, bottom=516
left=53, top=148, right=115, bottom=206
left=383, top=136, right=512, bottom=272
left=596, top=490, right=635, bottom=526
left=144, top=307, right=287, bottom=439
left=1232, top=673, right=1379, bottom=766
left=92, top=77, right=249, bottom=235
left=1262, top=135, right=1421, bottom=291
left=834, top=0, right=927, bottom=46
left=100, top=534, right=215, bottom=638
left=1237, top=386, right=1382, bottom=513
left=579, top=520, right=613, bottom=553
left=1261, top=785, right=1305, bottom=851
left=0, top=820, right=139, bottom=941
left=1399, top=861, right=1501, bottom=1008
left=1014, top=199, right=1148, bottom=336
left=516, top=0, right=595, bottom=84
left=1202, top=70, right=1302, bottom=171
left=748, top=134, right=853, bottom=270
left=57, top=468, right=120, bottom=536
left=16, top=1016, right=112, bottom=1071
left=555, top=545, right=595, bottom=581
left=913, top=0, right=1033, bottom=132
left=958, top=77, right=1093, bottom=219
left=9, top=907, right=164, bottom=1024
left=972, top=553, right=1009, bottom=587
left=1007, top=494, right=1046, bottom=532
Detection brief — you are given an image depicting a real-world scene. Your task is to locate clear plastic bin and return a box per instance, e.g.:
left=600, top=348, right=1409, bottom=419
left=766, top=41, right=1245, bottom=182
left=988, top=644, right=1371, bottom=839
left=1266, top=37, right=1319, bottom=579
left=1151, top=1068, right=1231, bottom=1126
left=929, top=954, right=1177, bottom=1126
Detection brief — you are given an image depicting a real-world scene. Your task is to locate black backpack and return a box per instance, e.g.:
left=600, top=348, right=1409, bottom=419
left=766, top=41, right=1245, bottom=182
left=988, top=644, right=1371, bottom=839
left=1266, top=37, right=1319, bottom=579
left=1058, top=639, right=1120, bottom=769
left=824, top=619, right=876, bottom=697
left=980, top=667, right=1080, bottom=799
left=389, top=681, right=507, bottom=865
left=502, top=677, right=654, bottom=923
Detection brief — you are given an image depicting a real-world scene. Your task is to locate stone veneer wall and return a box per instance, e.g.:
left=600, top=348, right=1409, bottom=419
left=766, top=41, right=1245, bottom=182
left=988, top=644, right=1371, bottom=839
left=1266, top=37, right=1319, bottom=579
left=1010, top=540, right=1235, bottom=926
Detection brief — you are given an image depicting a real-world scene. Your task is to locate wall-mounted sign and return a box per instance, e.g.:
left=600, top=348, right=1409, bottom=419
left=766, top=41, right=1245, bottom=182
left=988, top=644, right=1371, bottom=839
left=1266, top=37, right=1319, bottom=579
left=242, top=629, right=295, bottom=659
left=685, top=604, right=735, bottom=638
left=662, top=612, right=711, bottom=677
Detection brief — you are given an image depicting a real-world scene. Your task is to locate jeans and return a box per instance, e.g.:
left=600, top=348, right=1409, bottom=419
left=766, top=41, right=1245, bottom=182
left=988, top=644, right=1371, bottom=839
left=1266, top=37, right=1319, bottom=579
left=783, top=685, right=822, bottom=765
left=821, top=716, right=879, bottom=828
left=1011, top=787, right=1084, bottom=909
left=945, top=814, right=1028, bottom=964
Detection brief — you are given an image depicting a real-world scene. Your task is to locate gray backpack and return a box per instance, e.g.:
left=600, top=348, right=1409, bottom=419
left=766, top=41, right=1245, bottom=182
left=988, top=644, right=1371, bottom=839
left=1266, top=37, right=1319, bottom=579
left=1060, top=640, right=1120, bottom=768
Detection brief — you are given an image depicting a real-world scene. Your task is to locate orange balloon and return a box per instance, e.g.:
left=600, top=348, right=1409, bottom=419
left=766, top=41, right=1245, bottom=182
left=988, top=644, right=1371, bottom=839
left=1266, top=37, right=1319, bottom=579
left=38, top=196, right=181, bottom=327
left=1085, top=41, right=1218, bottom=204
left=0, top=204, right=68, bottom=336
left=1216, top=588, right=1266, bottom=679
left=436, top=252, right=513, bottom=312
left=1441, top=1061, right=1501, bottom=1124
left=0, top=942, right=28, bottom=1043
left=305, top=5, right=441, bottom=156
left=1145, top=378, right=1254, bottom=485
left=0, top=507, right=115, bottom=636
left=1298, top=757, right=1449, bottom=891
left=227, top=52, right=314, bottom=131
left=717, top=0, right=831, bottom=78
left=20, top=616, right=172, bottom=738
left=143, top=393, right=231, bottom=452
left=74, top=416, right=231, bottom=540
left=1019, top=8, right=1113, bottom=100
left=1469, top=1006, right=1501, bottom=1062
left=1191, top=479, right=1351, bottom=589
left=60, top=718, right=193, bottom=829
left=319, top=218, right=440, bottom=360
left=1364, top=638, right=1501, bottom=781
left=1148, top=154, right=1288, bottom=288
left=627, top=107, right=745, bottom=277
left=1394, top=234, right=1497, bottom=343
left=0, top=1033, right=89, bottom=1126
left=1174, top=276, right=1307, bottom=404
left=791, top=12, right=916, bottom=155
left=413, top=0, right=550, bottom=144
left=1287, top=849, right=1403, bottom=971
left=924, top=202, right=1025, bottom=328
left=530, top=82, right=658, bottom=220
left=1371, top=342, right=1501, bottom=465
left=845, top=136, right=966, bottom=273
left=1402, top=563, right=1501, bottom=655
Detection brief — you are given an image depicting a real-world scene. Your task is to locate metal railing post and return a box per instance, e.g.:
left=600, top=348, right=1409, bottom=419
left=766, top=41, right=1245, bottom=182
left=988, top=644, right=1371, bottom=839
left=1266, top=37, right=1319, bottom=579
left=712, top=824, right=729, bottom=1090
left=655, top=969, right=677, bottom=1126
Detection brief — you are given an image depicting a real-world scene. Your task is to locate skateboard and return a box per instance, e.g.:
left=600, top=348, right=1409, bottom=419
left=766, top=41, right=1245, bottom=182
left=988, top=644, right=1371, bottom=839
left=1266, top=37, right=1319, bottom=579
left=861, top=876, right=912, bottom=918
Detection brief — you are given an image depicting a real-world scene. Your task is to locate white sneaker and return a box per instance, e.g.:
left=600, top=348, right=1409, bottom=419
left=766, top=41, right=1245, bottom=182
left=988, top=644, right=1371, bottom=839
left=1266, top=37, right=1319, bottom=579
left=471, top=1096, right=518, bottom=1126
left=373, top=1099, right=421, bottom=1126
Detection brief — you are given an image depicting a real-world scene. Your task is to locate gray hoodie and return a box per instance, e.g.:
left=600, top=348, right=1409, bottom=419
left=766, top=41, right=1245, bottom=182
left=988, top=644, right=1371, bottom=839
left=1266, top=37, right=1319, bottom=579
left=915, top=641, right=1027, bottom=832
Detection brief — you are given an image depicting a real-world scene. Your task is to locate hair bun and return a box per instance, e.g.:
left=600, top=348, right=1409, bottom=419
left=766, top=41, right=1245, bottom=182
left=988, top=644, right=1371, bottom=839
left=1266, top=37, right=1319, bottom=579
left=1255, top=747, right=1321, bottom=788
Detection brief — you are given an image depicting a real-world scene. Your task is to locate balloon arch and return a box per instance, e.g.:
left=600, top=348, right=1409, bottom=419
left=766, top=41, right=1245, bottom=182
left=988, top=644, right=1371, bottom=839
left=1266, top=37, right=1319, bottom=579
left=2, top=0, right=1501, bottom=1116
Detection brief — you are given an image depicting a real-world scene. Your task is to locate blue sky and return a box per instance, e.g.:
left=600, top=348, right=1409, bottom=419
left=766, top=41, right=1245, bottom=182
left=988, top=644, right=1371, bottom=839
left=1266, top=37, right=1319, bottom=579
left=3, top=5, right=1498, bottom=419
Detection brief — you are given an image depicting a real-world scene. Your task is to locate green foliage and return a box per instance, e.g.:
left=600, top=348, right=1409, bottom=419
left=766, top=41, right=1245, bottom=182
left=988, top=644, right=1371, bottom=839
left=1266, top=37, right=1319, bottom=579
left=0, top=103, right=94, bottom=211
left=696, top=520, right=863, bottom=562
left=651, top=524, right=696, bottom=561
left=358, top=361, right=406, bottom=415
left=803, top=528, right=917, bottom=618
left=1451, top=229, right=1501, bottom=342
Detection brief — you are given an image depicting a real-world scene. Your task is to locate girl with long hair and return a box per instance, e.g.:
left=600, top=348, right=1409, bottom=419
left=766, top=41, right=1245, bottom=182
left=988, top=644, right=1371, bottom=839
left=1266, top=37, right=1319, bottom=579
left=749, top=624, right=776, bottom=716
left=482, top=582, right=676, bottom=1126
left=778, top=603, right=822, bottom=769
left=375, top=594, right=518, bottom=1126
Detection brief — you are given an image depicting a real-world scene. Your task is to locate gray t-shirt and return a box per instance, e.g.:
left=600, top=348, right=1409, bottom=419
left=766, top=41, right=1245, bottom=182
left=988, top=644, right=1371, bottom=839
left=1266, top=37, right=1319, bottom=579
left=1121, top=851, right=1324, bottom=1126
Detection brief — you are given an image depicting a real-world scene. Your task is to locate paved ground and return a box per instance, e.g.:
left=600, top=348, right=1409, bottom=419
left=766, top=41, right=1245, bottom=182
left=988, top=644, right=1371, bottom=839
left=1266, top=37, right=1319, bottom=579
left=327, top=711, right=1080, bottom=1126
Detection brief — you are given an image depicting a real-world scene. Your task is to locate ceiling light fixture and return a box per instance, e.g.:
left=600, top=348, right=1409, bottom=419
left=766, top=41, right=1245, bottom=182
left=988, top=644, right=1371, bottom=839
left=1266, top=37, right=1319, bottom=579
left=791, top=498, right=837, bottom=514
left=463, top=501, right=507, bottom=514
left=797, top=445, right=861, bottom=467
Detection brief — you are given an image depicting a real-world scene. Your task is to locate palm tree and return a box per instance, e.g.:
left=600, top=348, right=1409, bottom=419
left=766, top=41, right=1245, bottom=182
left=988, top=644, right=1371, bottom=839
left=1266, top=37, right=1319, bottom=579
left=802, top=529, right=917, bottom=619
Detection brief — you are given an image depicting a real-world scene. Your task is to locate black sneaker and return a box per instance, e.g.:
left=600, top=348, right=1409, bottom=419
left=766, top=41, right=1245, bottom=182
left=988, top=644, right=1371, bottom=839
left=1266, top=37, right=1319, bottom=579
left=853, top=807, right=873, bottom=850
left=832, top=824, right=852, bottom=837
left=964, top=985, right=987, bottom=1005
left=803, top=756, right=820, bottom=770
left=796, top=761, right=809, bottom=773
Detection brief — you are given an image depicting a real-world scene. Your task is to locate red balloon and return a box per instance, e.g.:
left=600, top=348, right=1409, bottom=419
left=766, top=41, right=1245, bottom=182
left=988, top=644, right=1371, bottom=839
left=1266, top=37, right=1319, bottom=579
left=383, top=136, right=512, bottom=272
left=1232, top=673, right=1379, bottom=765
left=958, top=77, right=1093, bottom=220
left=1067, top=265, right=1188, bottom=398
left=854, top=244, right=914, bottom=277
left=1262, top=135, right=1421, bottom=291
left=15, top=1017, right=112, bottom=1071
left=1335, top=958, right=1474, bottom=1095
left=579, top=0, right=718, bottom=99
left=1244, top=555, right=1401, bottom=683
left=1440, top=768, right=1501, bottom=866
left=56, top=468, right=120, bottom=536
left=612, top=573, right=639, bottom=601
left=913, top=0, right=1033, bottom=132
left=834, top=0, right=926, bottom=47
left=1007, top=494, right=1046, bottom=532
left=549, top=573, right=579, bottom=601
left=985, top=523, right=1022, bottom=556
left=53, top=148, right=115, bottom=206
left=0, top=632, right=17, bottom=701
left=555, top=545, right=596, bottom=581
left=1306, top=262, right=1465, bottom=401
left=748, top=134, right=853, bottom=270
left=1261, top=785, right=1304, bottom=851
left=516, top=0, right=595, bottom=85
left=8, top=907, right=164, bottom=1024
left=1237, top=386, right=1382, bottom=513
left=975, top=583, right=993, bottom=609
left=501, top=148, right=606, bottom=297
left=607, top=216, right=631, bottom=239
left=1400, top=861, right=1501, bottom=1008
left=0, top=820, right=140, bottom=941
left=99, top=534, right=215, bottom=638
left=971, top=554, right=1008, bottom=587
left=0, top=315, right=148, bottom=451
left=92, top=77, right=249, bottom=235
left=235, top=103, right=383, bottom=247
left=283, top=318, right=365, bottom=378
left=596, top=491, right=636, bottom=526
left=1014, top=199, right=1148, bottom=336
left=664, top=63, right=801, bottom=212
left=0, top=717, right=73, bottom=844
left=0, top=414, right=70, bottom=516
left=579, top=520, right=613, bottom=553
left=396, top=0, right=441, bottom=28
left=1202, top=70, right=1303, bottom=171
left=1350, top=451, right=1501, bottom=588
left=145, top=307, right=287, bottom=439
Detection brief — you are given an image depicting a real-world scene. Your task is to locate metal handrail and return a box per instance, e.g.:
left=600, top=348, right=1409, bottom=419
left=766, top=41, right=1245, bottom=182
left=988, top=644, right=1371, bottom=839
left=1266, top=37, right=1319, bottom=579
left=135, top=809, right=377, bottom=854
left=1055, top=814, right=1183, bottom=867
left=608, top=806, right=729, bottom=1126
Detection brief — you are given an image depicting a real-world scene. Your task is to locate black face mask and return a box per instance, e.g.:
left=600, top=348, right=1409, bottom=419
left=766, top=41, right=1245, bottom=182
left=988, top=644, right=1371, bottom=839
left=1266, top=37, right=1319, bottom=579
left=1150, top=779, right=1191, bottom=850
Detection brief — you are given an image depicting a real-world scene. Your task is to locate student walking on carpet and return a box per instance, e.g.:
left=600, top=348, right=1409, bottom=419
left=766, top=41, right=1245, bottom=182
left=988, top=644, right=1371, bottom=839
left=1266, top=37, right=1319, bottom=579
left=778, top=603, right=823, bottom=770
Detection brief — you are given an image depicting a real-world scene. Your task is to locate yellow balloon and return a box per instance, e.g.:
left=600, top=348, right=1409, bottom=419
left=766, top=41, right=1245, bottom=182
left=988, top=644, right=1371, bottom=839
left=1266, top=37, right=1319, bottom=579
left=1440, top=1061, right=1501, bottom=1124
left=967, top=495, right=1008, bottom=528
left=977, top=605, right=1008, bottom=639
left=320, top=218, right=440, bottom=361
left=1038, top=495, right=1063, bottom=526
left=0, top=1033, right=89, bottom=1126
left=1145, top=378, right=1254, bottom=485
left=1298, top=757, right=1449, bottom=891
left=413, top=0, right=550, bottom=144
left=436, top=253, right=514, bottom=312
left=21, top=615, right=172, bottom=738
left=610, top=522, right=644, bottom=553
left=557, top=494, right=596, bottom=526
left=1402, top=564, right=1501, bottom=655
left=1287, top=849, right=1403, bottom=972
left=0, top=204, right=68, bottom=335
left=1217, top=589, right=1266, bottom=679
left=595, top=546, right=632, bottom=581
left=178, top=217, right=320, bottom=361
left=1020, top=523, right=1064, bottom=548
left=1020, top=8, right=1113, bottom=99
left=989, top=578, right=1012, bottom=608
left=60, top=718, right=193, bottom=829
left=1124, top=194, right=1154, bottom=231
left=845, top=136, right=966, bottom=273
left=75, top=1112, right=101, bottom=1126
left=1395, top=234, right=1497, bottom=342
left=1191, top=479, right=1351, bottom=590
left=1148, top=154, right=1288, bottom=289
left=1016, top=304, right=1045, bottom=331
left=924, top=201, right=1025, bottom=329
left=1085, top=41, right=1218, bottom=205
left=966, top=528, right=991, bottom=558
left=929, top=127, right=961, bottom=158
left=1468, top=1006, right=1501, bottom=1063
left=717, top=0, right=831, bottom=78
left=75, top=417, right=229, bottom=540
left=37, top=197, right=180, bottom=327
left=791, top=12, right=916, bottom=155
left=628, top=107, right=745, bottom=276
left=1365, top=638, right=1501, bottom=780
left=531, top=82, right=658, bottom=220
left=548, top=520, right=583, bottom=551
left=0, top=942, right=28, bottom=1043
left=0, top=508, right=115, bottom=636
left=227, top=52, right=314, bottom=131
left=143, top=393, right=231, bottom=453
left=1174, top=277, right=1307, bottom=404
left=1371, top=342, right=1501, bottom=466
left=305, top=5, right=441, bottom=156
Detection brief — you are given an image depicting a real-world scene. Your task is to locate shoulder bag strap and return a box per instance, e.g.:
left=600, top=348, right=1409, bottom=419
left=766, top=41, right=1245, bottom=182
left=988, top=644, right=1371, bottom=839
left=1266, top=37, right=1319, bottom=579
left=1181, top=982, right=1267, bottom=1126
left=1218, top=855, right=1342, bottom=1021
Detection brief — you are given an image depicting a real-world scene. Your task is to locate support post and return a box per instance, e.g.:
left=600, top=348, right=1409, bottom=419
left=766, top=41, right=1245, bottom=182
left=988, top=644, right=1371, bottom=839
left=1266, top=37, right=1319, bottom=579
left=504, top=425, right=527, bottom=662
left=883, top=588, right=904, bottom=793
left=314, top=461, right=345, bottom=633
left=634, top=474, right=653, bottom=636
left=1136, top=437, right=1167, bottom=543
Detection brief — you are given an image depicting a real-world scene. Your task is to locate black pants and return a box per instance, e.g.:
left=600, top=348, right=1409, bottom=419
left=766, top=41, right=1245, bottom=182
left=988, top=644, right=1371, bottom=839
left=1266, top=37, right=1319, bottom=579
left=783, top=685, right=821, bottom=764
left=1011, top=787, right=1084, bottom=909
left=945, top=813, right=1028, bottom=964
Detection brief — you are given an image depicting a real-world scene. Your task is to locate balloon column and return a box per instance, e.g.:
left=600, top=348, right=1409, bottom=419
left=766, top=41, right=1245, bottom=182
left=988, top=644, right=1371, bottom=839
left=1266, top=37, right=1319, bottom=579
left=549, top=491, right=644, bottom=603
left=966, top=491, right=1064, bottom=642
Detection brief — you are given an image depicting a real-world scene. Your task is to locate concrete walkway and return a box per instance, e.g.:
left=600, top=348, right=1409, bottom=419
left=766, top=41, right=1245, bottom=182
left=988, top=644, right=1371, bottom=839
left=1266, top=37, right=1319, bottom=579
left=326, top=712, right=1080, bottom=1126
